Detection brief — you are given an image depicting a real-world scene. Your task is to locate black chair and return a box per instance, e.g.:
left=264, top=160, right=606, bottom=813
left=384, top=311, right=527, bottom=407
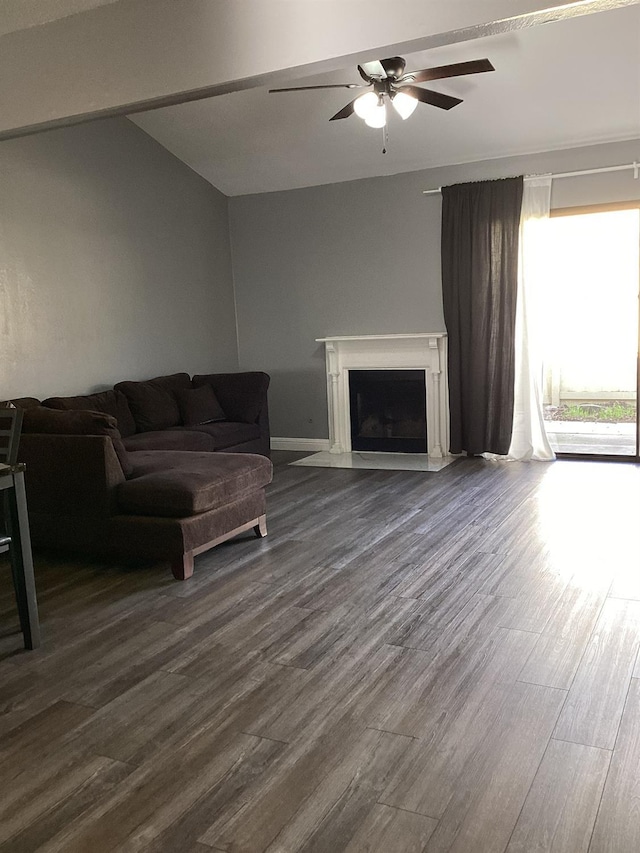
left=0, top=405, right=23, bottom=466
left=0, top=532, right=10, bottom=557
left=0, top=407, right=23, bottom=558
left=0, top=405, right=40, bottom=649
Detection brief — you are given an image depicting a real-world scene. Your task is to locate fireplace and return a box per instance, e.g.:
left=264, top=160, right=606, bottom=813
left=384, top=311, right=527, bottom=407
left=349, top=370, right=427, bottom=453
left=316, top=333, right=449, bottom=457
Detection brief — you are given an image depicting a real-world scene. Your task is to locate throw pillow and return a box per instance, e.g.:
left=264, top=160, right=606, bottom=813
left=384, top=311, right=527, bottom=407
left=192, top=372, right=269, bottom=424
left=175, top=385, right=226, bottom=426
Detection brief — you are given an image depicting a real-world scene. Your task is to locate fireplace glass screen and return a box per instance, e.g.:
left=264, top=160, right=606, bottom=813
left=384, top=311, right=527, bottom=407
left=349, top=369, right=427, bottom=453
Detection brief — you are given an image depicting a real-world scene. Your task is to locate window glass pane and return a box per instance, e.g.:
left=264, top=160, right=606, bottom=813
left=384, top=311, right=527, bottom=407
left=542, top=209, right=639, bottom=456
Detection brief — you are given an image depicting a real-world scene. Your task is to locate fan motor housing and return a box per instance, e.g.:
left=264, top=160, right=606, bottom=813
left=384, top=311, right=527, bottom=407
left=372, top=80, right=394, bottom=96
left=380, top=57, right=406, bottom=80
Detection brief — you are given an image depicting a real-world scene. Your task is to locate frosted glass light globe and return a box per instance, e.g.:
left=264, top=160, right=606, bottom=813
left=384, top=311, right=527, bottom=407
left=392, top=91, right=418, bottom=119
left=353, top=92, right=378, bottom=119
left=364, top=102, right=387, bottom=128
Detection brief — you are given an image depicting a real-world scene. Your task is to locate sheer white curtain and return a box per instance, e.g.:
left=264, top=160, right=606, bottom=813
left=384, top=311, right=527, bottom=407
left=507, top=176, right=555, bottom=461
left=483, top=176, right=555, bottom=461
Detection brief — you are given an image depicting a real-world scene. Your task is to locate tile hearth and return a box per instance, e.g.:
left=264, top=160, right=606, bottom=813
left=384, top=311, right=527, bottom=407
left=290, top=450, right=455, bottom=472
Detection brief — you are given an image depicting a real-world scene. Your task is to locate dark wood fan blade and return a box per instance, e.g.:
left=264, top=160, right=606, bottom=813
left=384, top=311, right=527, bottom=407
left=401, top=85, right=462, bottom=111
left=269, top=84, right=362, bottom=92
left=401, top=58, right=494, bottom=84
left=329, top=98, right=360, bottom=121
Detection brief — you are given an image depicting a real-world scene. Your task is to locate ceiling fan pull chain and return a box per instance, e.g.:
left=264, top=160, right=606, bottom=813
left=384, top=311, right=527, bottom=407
left=382, top=124, right=389, bottom=155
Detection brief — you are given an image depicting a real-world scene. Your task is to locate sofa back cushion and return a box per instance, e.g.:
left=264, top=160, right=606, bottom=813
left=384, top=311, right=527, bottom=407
left=5, top=397, right=41, bottom=409
left=42, top=389, right=137, bottom=438
left=22, top=407, right=133, bottom=477
left=115, top=373, right=191, bottom=433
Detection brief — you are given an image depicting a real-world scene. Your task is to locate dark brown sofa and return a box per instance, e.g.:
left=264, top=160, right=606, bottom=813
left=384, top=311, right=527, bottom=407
left=10, top=371, right=273, bottom=579
left=40, top=371, right=271, bottom=457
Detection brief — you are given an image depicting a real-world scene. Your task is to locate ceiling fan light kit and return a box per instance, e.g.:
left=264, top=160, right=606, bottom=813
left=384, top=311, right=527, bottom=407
left=352, top=90, right=417, bottom=126
left=269, top=55, right=494, bottom=130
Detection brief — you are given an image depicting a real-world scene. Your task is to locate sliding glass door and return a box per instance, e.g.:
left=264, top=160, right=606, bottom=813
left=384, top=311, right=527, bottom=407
left=540, top=204, right=640, bottom=458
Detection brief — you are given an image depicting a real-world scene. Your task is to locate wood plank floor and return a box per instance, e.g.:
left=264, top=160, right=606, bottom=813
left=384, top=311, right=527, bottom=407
left=1, top=452, right=640, bottom=852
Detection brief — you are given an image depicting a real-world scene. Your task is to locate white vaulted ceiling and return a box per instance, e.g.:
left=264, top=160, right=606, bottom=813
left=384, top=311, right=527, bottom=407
left=130, top=4, right=640, bottom=195
left=0, top=0, right=120, bottom=37
left=1, top=1, right=638, bottom=195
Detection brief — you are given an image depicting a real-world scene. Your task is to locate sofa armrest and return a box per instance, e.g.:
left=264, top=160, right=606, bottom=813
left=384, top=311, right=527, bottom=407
left=193, top=371, right=270, bottom=457
left=256, top=392, right=270, bottom=456
left=19, top=434, right=125, bottom=519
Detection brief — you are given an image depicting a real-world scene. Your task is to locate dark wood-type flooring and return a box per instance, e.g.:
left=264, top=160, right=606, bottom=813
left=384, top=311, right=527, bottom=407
left=2, top=451, right=640, bottom=852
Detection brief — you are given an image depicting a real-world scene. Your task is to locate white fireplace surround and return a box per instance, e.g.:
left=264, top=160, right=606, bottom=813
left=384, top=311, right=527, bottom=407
left=316, top=333, right=449, bottom=458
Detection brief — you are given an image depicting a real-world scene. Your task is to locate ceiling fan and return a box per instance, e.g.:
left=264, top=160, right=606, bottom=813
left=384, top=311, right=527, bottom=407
left=269, top=56, right=494, bottom=128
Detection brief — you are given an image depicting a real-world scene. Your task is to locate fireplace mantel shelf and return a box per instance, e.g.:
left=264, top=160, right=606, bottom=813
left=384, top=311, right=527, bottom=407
left=317, top=333, right=449, bottom=458
left=316, top=333, right=446, bottom=343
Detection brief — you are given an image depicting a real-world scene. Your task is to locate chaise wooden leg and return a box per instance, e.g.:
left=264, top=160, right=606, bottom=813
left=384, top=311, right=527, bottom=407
left=254, top=515, right=267, bottom=538
left=171, top=552, right=194, bottom=581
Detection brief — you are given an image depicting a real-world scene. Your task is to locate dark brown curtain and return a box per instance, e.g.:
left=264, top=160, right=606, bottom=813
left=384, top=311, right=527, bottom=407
left=441, top=177, right=523, bottom=456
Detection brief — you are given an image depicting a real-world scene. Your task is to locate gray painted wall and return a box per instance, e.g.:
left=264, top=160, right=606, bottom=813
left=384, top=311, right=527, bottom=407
left=0, top=116, right=238, bottom=401
left=229, top=139, right=640, bottom=439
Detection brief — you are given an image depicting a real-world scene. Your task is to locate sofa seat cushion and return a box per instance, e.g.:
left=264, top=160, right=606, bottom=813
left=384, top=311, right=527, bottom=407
left=181, top=421, right=261, bottom=450
left=43, top=389, right=137, bottom=437
left=115, top=373, right=192, bottom=432
left=119, top=451, right=273, bottom=517
left=123, top=430, right=216, bottom=452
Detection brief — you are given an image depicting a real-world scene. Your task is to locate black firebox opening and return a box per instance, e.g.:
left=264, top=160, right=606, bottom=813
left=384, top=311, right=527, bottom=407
left=349, top=369, right=427, bottom=453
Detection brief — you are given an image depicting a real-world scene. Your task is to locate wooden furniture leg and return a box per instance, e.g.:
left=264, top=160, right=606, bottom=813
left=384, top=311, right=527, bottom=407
left=171, top=552, right=194, bottom=581
left=169, top=515, right=268, bottom=581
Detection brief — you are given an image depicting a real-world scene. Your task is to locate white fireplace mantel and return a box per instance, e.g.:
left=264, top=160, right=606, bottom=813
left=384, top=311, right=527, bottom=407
left=316, top=333, right=449, bottom=458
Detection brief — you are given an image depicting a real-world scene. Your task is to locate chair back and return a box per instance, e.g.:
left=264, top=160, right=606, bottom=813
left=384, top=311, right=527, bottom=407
left=0, top=405, right=24, bottom=465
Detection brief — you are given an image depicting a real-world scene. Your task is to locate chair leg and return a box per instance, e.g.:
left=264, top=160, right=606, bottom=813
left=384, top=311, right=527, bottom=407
left=171, top=552, right=194, bottom=581
left=254, top=515, right=267, bottom=538
left=6, top=472, right=40, bottom=649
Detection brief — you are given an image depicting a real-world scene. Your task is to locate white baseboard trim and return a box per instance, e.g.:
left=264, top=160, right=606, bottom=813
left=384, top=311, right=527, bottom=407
left=270, top=437, right=331, bottom=452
